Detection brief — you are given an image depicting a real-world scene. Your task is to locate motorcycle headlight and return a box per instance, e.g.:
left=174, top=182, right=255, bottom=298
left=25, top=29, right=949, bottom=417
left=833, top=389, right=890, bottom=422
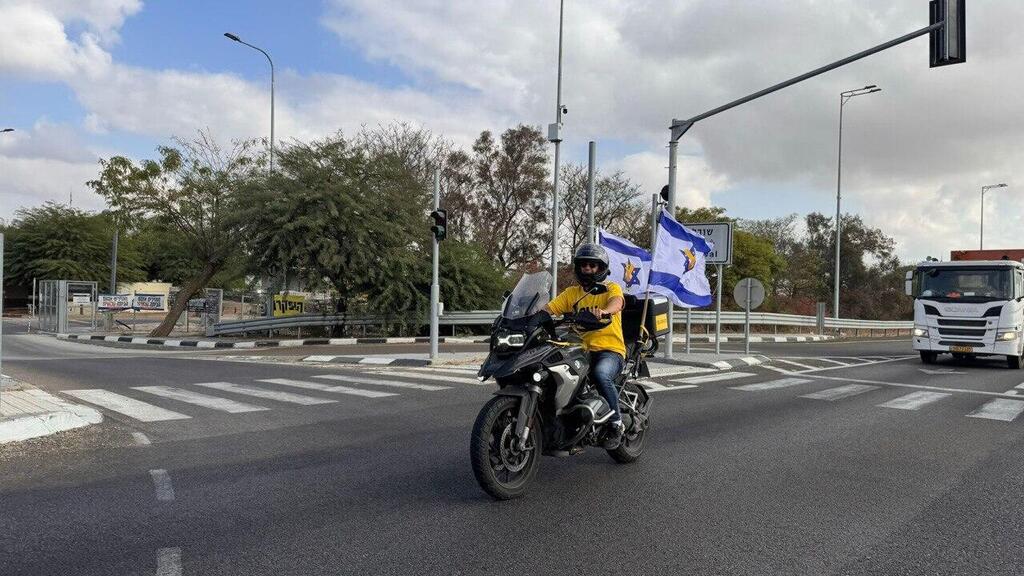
left=914, top=327, right=930, bottom=338
left=495, top=332, right=527, bottom=349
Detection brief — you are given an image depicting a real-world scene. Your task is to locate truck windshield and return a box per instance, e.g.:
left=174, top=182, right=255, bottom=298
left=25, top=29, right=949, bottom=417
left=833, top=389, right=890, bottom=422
left=917, top=267, right=1013, bottom=301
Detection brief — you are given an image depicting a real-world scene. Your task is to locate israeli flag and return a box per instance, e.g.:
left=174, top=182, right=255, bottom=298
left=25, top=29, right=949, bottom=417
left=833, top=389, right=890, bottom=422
left=598, top=229, right=651, bottom=297
left=649, top=209, right=714, bottom=308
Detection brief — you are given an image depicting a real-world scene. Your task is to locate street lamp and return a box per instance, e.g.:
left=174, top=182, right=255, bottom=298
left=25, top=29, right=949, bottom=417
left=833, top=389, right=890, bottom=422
left=547, top=0, right=566, bottom=299
left=833, top=84, right=881, bottom=320
left=980, top=183, right=1008, bottom=249
left=224, top=32, right=275, bottom=173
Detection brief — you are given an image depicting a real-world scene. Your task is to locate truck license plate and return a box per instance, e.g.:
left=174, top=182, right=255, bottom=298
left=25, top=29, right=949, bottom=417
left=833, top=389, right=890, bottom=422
left=950, top=345, right=973, bottom=353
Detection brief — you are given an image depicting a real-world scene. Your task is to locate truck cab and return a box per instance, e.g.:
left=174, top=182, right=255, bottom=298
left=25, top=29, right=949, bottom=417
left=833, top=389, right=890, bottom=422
left=906, top=260, right=1024, bottom=369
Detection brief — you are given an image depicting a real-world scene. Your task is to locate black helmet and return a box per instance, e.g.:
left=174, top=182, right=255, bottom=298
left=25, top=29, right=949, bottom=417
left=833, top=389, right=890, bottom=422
left=573, top=243, right=610, bottom=288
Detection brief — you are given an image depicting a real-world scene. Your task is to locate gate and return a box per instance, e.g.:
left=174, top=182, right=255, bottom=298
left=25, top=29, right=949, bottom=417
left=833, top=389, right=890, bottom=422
left=37, top=280, right=98, bottom=333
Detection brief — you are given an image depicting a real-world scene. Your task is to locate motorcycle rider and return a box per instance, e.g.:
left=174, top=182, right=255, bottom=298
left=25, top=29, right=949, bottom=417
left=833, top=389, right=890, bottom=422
left=546, top=243, right=627, bottom=449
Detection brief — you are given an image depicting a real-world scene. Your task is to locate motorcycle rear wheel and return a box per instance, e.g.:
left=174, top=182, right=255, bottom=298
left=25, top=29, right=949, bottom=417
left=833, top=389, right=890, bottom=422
left=607, top=381, right=649, bottom=463
left=470, top=395, right=542, bottom=500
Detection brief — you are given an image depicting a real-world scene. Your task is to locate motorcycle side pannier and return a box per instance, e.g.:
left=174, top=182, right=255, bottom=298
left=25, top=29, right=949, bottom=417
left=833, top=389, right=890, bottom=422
left=621, top=295, right=671, bottom=343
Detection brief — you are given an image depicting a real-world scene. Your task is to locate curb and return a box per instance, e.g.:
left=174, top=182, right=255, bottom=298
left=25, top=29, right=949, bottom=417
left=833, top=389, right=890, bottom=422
left=297, top=356, right=434, bottom=367
left=0, top=389, right=103, bottom=444
left=678, top=335, right=832, bottom=343
left=57, top=333, right=484, bottom=349
left=651, top=355, right=772, bottom=371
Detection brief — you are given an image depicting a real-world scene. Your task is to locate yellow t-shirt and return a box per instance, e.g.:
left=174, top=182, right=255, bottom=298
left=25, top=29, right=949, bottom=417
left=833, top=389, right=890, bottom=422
left=547, top=281, right=626, bottom=358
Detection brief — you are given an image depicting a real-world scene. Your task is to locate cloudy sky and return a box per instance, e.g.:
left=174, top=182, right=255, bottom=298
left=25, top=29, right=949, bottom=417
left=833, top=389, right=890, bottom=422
left=1, top=0, right=1020, bottom=261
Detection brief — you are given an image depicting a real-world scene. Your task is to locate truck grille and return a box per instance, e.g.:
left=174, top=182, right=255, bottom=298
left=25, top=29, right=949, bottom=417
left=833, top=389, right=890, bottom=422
left=937, top=328, right=987, bottom=337
left=937, top=318, right=987, bottom=328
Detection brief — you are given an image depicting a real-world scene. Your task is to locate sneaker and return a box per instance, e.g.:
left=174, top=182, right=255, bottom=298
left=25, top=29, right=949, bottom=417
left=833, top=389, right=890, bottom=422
left=603, top=420, right=626, bottom=450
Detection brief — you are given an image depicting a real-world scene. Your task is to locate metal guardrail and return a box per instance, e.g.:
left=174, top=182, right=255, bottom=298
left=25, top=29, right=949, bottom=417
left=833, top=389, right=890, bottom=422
left=208, top=309, right=911, bottom=336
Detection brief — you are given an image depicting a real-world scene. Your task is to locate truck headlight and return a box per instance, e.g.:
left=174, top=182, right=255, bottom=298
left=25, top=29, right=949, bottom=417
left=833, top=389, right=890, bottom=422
left=914, top=327, right=930, bottom=338
left=997, top=330, right=1019, bottom=341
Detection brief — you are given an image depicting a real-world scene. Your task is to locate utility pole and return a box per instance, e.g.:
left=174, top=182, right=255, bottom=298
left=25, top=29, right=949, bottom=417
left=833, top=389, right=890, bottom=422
left=430, top=169, right=441, bottom=362
left=547, top=0, right=566, bottom=298
left=586, top=141, right=596, bottom=243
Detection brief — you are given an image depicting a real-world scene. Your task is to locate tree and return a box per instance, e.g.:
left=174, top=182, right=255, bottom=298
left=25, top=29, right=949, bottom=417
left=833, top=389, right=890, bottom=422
left=559, top=163, right=645, bottom=253
left=2, top=203, right=144, bottom=290
left=471, top=125, right=550, bottom=270
left=88, top=132, right=263, bottom=336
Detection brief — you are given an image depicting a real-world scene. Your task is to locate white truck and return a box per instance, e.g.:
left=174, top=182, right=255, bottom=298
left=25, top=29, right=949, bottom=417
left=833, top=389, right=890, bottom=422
left=906, top=259, right=1024, bottom=368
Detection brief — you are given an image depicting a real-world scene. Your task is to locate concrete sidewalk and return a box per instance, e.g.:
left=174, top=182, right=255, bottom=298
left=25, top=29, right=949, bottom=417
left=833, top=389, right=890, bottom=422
left=0, top=378, right=103, bottom=444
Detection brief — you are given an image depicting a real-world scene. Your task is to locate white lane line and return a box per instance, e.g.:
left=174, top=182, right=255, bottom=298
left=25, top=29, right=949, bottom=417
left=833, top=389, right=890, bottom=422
left=636, top=380, right=667, bottom=391
left=156, top=547, right=182, bottom=576
left=1015, top=382, right=1024, bottom=389
left=63, top=390, right=191, bottom=422
left=643, top=383, right=699, bottom=394
left=670, top=372, right=756, bottom=385
left=259, top=378, right=397, bottom=398
left=776, top=356, right=916, bottom=375
left=149, top=469, right=175, bottom=502
left=134, top=386, right=269, bottom=413
left=313, top=374, right=449, bottom=391
left=731, top=378, right=812, bottom=391
left=763, top=365, right=797, bottom=375
left=375, top=370, right=485, bottom=386
left=967, top=399, right=1024, bottom=422
left=771, top=358, right=819, bottom=371
left=132, top=432, right=152, bottom=446
left=811, top=358, right=853, bottom=366
left=192, top=382, right=336, bottom=405
left=878, top=391, right=951, bottom=411
left=800, top=384, right=879, bottom=401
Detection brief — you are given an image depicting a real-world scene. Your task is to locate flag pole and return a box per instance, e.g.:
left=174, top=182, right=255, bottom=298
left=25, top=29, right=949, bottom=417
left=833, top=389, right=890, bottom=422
left=638, top=196, right=661, bottom=344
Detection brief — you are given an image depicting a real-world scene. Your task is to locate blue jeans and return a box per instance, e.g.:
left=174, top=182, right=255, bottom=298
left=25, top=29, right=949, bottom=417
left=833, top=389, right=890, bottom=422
left=590, top=351, right=624, bottom=422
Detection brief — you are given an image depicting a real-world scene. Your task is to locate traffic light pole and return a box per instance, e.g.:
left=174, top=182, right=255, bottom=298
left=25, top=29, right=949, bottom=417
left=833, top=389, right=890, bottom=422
left=430, top=169, right=441, bottom=363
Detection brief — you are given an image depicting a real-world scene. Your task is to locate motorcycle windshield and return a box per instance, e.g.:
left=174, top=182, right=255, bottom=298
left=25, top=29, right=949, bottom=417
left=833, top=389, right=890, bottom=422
left=501, top=271, right=552, bottom=320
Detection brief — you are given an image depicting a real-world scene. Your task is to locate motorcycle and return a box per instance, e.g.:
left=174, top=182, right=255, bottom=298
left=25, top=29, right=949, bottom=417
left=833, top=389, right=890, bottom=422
left=470, top=271, right=659, bottom=500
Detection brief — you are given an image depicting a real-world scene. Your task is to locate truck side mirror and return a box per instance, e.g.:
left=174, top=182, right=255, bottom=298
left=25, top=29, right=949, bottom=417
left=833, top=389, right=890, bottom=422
left=904, top=270, right=914, bottom=296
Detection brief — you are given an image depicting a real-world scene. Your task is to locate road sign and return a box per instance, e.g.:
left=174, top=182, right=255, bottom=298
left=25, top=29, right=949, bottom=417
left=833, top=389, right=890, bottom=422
left=734, top=278, right=765, bottom=310
left=684, top=222, right=733, bottom=265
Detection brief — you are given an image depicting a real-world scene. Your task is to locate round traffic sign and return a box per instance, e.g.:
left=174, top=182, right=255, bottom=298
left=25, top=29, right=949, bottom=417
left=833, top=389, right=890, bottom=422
left=734, top=277, right=765, bottom=310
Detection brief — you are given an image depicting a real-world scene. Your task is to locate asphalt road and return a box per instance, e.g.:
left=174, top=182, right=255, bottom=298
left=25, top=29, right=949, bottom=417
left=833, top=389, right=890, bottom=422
left=3, top=331, right=1024, bottom=575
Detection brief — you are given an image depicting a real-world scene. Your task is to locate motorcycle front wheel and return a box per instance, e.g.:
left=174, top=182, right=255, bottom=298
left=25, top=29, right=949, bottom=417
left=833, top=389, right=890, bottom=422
left=470, top=395, right=542, bottom=500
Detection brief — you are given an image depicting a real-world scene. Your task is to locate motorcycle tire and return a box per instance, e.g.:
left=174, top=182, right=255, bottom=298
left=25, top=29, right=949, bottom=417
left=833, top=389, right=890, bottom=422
left=607, top=381, right=649, bottom=464
left=470, top=395, right=542, bottom=500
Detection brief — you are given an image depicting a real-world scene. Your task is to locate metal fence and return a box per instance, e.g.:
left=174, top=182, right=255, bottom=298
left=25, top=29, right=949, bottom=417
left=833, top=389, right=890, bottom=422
left=208, top=309, right=912, bottom=337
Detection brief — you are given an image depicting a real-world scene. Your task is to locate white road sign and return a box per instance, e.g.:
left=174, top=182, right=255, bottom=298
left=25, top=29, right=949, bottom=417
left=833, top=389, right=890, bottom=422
left=684, top=222, right=733, bottom=265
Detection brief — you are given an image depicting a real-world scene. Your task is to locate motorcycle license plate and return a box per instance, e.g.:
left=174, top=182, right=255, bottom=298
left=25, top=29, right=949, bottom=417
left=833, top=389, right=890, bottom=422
left=950, top=345, right=973, bottom=353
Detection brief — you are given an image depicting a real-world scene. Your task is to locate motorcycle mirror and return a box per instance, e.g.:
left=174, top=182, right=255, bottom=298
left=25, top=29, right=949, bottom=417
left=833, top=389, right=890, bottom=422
left=588, top=284, right=608, bottom=295
left=502, top=290, right=512, bottom=299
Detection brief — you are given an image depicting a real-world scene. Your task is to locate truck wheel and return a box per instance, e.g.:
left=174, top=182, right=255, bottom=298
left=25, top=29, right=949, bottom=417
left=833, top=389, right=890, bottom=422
left=920, top=351, right=937, bottom=364
left=1007, top=355, right=1023, bottom=370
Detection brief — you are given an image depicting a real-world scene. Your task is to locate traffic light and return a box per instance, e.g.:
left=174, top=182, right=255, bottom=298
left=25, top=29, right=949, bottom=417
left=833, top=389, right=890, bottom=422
left=430, top=209, right=447, bottom=241
left=930, top=0, right=966, bottom=68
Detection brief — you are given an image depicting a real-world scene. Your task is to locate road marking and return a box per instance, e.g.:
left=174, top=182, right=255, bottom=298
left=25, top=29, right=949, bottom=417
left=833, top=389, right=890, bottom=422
left=313, top=374, right=449, bottom=391
left=192, top=382, right=336, bottom=405
left=918, top=368, right=966, bottom=375
left=790, top=372, right=1024, bottom=399
left=156, top=547, right=182, bottom=576
left=358, top=357, right=395, bottom=365
left=878, top=391, right=951, bottom=410
left=731, top=378, right=812, bottom=391
left=133, top=386, right=269, bottom=413
left=767, top=356, right=916, bottom=375
left=1015, top=383, right=1024, bottom=389
left=375, top=370, right=485, bottom=386
left=149, top=469, right=175, bottom=502
left=642, top=382, right=698, bottom=393
left=967, top=399, right=1024, bottom=422
left=132, top=432, right=152, bottom=446
left=63, top=390, right=191, bottom=422
left=810, top=358, right=853, bottom=366
left=670, top=372, right=756, bottom=385
left=259, top=378, right=398, bottom=398
left=771, top=358, right=819, bottom=371
left=800, top=384, right=879, bottom=401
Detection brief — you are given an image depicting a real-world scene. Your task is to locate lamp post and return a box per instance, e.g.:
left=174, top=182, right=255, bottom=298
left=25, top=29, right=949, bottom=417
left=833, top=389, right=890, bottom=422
left=547, top=0, right=566, bottom=299
left=833, top=84, right=881, bottom=320
left=224, top=33, right=274, bottom=173
left=980, top=183, right=1008, bottom=249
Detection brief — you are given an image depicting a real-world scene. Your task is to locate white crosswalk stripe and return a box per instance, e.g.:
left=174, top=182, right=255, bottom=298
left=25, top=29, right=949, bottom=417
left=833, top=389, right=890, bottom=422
left=800, top=384, right=879, bottom=401
left=877, top=391, right=951, bottom=411
left=967, top=399, right=1024, bottom=422
left=133, top=386, right=269, bottom=413
left=731, top=378, right=812, bottom=391
left=193, top=382, right=337, bottom=405
left=671, top=372, right=756, bottom=385
left=64, top=389, right=191, bottom=422
left=313, top=374, right=449, bottom=391
left=374, top=370, right=484, bottom=386
left=772, top=358, right=819, bottom=371
left=259, top=378, right=397, bottom=398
